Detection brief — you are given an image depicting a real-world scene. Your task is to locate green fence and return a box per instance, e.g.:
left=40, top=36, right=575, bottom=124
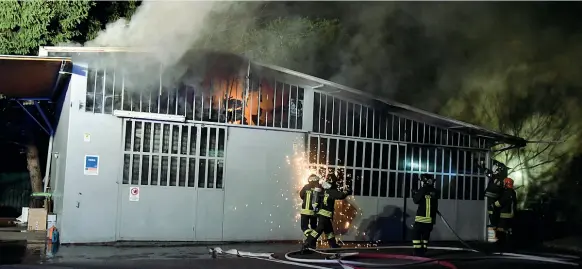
left=0, top=173, right=31, bottom=217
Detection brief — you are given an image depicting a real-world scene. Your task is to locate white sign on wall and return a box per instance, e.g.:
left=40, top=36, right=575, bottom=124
left=129, top=187, right=140, bottom=202
left=83, top=133, right=91, bottom=142
left=84, top=155, right=99, bottom=176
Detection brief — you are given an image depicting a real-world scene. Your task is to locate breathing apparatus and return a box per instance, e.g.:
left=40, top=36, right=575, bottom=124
left=307, top=174, right=322, bottom=212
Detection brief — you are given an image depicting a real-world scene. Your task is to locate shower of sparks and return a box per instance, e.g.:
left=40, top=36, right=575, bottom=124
left=287, top=137, right=361, bottom=245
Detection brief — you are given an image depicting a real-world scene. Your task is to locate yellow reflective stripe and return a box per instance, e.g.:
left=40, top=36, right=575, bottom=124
left=303, top=190, right=312, bottom=210
left=323, top=194, right=329, bottom=206
left=301, top=209, right=314, bottom=215
left=422, top=240, right=429, bottom=244
left=425, top=195, right=431, bottom=218
left=413, top=245, right=423, bottom=248
left=487, top=211, right=493, bottom=214
left=495, top=201, right=501, bottom=207
left=304, top=229, right=312, bottom=237
left=326, top=233, right=335, bottom=239
left=412, top=240, right=421, bottom=243
left=310, top=230, right=319, bottom=237
left=415, top=216, right=432, bottom=223
left=318, top=209, right=332, bottom=218
left=500, top=213, right=513, bottom=218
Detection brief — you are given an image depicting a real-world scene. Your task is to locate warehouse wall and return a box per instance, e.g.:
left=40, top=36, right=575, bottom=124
left=49, top=65, right=81, bottom=232
left=58, top=64, right=123, bottom=244
left=222, top=127, right=306, bottom=241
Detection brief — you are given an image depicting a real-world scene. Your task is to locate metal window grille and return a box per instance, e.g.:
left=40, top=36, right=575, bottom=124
left=122, top=119, right=227, bottom=189
left=308, top=135, right=486, bottom=201
left=312, top=92, right=489, bottom=150
left=85, top=67, right=304, bottom=130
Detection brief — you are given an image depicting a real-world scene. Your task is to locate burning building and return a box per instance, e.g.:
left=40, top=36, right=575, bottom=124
left=38, top=47, right=525, bottom=244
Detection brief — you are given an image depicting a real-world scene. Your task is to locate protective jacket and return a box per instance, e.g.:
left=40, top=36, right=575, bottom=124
left=485, top=177, right=504, bottom=200
left=317, top=188, right=348, bottom=218
left=300, top=183, right=320, bottom=216
left=495, top=188, right=517, bottom=219
left=413, top=185, right=439, bottom=224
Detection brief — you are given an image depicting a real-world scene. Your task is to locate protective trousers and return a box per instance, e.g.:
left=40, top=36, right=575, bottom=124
left=487, top=197, right=500, bottom=228
left=304, top=215, right=340, bottom=249
left=495, top=218, right=513, bottom=252
left=412, top=222, right=433, bottom=256
left=300, top=214, right=318, bottom=248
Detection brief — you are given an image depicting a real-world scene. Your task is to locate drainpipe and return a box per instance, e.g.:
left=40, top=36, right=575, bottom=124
left=43, top=135, right=54, bottom=193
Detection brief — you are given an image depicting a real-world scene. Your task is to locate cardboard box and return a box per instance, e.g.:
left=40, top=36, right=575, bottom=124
left=27, top=208, right=48, bottom=231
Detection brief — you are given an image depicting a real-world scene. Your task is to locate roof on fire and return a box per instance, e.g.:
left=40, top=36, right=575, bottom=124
left=38, top=46, right=526, bottom=147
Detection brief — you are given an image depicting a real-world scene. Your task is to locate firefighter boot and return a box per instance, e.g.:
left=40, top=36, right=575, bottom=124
left=327, top=238, right=340, bottom=249
left=310, top=239, right=317, bottom=249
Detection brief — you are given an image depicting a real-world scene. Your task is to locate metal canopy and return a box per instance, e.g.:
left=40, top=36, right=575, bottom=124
left=255, top=62, right=526, bottom=147
left=0, top=55, right=73, bottom=135
left=0, top=55, right=72, bottom=100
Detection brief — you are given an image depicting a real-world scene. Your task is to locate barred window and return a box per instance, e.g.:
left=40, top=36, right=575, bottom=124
left=122, top=119, right=226, bottom=189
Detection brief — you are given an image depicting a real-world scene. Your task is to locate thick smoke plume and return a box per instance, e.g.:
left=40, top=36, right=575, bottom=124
left=82, top=1, right=264, bottom=91
left=319, top=2, right=582, bottom=195
left=82, top=1, right=582, bottom=195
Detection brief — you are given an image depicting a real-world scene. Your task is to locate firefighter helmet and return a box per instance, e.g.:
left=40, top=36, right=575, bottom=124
left=421, top=173, right=434, bottom=186
left=322, top=173, right=339, bottom=189
left=503, top=178, right=514, bottom=189
left=308, top=174, right=320, bottom=182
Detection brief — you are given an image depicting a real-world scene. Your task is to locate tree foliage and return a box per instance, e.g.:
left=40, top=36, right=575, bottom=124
left=441, top=63, right=582, bottom=205
left=0, top=0, right=139, bottom=55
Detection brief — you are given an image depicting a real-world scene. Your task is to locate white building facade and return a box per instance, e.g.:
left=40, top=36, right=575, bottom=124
left=40, top=47, right=524, bottom=244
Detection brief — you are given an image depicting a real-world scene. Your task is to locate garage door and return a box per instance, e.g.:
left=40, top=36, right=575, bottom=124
left=117, top=119, right=226, bottom=241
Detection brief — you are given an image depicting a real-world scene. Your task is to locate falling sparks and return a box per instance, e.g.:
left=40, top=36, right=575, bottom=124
left=287, top=137, right=360, bottom=241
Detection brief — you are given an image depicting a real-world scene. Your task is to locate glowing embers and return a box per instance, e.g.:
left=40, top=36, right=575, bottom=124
left=333, top=199, right=358, bottom=235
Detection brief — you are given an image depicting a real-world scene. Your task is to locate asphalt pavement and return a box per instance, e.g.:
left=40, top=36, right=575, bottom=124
left=0, top=240, right=579, bottom=269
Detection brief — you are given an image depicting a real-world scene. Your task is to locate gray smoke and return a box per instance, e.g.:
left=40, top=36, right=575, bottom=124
left=82, top=0, right=263, bottom=92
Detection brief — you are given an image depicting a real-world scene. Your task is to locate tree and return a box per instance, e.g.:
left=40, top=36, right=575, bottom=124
left=0, top=0, right=139, bottom=55
left=441, top=67, right=582, bottom=206
left=0, top=99, right=49, bottom=207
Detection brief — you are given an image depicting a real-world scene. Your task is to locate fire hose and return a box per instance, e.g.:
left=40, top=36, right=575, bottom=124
left=209, top=210, right=579, bottom=268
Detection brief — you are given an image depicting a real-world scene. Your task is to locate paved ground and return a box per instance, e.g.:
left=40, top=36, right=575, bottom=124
left=0, top=240, right=579, bottom=269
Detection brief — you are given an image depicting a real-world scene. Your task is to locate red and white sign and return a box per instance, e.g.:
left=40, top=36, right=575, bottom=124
left=129, top=187, right=140, bottom=202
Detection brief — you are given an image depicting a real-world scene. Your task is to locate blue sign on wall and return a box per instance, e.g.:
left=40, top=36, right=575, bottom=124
left=84, top=155, right=99, bottom=176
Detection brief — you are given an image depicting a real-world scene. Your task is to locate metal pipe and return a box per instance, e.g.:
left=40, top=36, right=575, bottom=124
left=17, top=101, right=50, bottom=135
left=42, top=135, right=54, bottom=192
left=34, top=101, right=54, bottom=134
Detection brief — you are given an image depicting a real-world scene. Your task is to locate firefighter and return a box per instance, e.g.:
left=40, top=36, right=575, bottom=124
left=411, top=173, right=439, bottom=257
left=481, top=161, right=507, bottom=231
left=494, top=177, right=517, bottom=252
left=299, top=174, right=322, bottom=248
left=302, top=174, right=349, bottom=252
